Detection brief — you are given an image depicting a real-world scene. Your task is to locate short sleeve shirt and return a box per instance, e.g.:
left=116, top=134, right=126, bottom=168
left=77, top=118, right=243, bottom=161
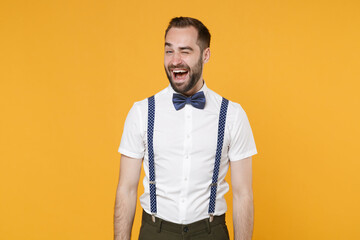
left=119, top=83, right=257, bottom=224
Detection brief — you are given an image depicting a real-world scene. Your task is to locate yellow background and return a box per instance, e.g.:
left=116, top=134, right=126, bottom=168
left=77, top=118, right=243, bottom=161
left=1, top=0, right=359, bottom=239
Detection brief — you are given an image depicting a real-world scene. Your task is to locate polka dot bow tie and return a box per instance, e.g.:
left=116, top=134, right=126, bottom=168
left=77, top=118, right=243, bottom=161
left=172, top=91, right=206, bottom=110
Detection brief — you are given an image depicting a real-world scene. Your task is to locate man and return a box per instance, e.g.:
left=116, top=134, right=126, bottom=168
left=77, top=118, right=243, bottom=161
left=114, top=17, right=257, bottom=240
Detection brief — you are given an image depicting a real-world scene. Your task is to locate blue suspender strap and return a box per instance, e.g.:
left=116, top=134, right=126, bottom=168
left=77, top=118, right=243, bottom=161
left=147, top=96, right=157, bottom=220
left=208, top=97, right=229, bottom=220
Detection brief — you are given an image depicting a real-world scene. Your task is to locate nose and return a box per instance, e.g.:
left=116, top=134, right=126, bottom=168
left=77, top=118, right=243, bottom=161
left=171, top=52, right=182, bottom=65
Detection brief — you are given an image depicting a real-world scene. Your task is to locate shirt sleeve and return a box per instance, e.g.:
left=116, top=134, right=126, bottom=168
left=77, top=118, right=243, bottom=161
left=228, top=104, right=257, bottom=161
left=118, top=102, right=145, bottom=159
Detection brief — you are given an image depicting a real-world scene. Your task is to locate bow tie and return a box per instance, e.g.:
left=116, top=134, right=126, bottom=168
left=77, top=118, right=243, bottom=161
left=172, top=91, right=206, bottom=110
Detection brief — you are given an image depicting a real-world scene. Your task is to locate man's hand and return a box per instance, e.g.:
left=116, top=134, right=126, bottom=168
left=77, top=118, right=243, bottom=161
left=230, top=157, right=254, bottom=240
left=114, top=155, right=142, bottom=240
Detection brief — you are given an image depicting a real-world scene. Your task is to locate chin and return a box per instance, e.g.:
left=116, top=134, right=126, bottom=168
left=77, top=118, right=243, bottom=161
left=172, top=83, right=187, bottom=93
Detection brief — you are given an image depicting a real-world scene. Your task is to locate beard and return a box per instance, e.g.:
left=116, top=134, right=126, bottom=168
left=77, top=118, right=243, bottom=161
left=165, top=56, right=203, bottom=95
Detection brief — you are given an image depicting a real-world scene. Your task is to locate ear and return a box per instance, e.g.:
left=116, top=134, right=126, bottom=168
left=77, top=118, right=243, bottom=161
left=202, top=48, right=210, bottom=63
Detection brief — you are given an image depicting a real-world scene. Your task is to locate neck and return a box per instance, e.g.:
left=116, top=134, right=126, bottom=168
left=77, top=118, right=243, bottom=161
left=183, top=79, right=204, bottom=97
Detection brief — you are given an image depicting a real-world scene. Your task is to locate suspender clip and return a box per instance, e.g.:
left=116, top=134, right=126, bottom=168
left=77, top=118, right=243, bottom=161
left=209, top=214, right=214, bottom=222
left=210, top=182, right=217, bottom=187
left=151, top=213, right=156, bottom=223
left=149, top=181, right=156, bottom=185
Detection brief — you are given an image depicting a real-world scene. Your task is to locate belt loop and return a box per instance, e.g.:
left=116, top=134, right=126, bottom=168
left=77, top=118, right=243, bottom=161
left=157, top=219, right=163, bottom=233
left=206, top=218, right=211, bottom=233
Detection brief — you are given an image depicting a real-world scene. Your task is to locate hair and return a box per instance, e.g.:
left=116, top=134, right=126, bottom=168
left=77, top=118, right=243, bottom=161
left=165, top=17, right=211, bottom=51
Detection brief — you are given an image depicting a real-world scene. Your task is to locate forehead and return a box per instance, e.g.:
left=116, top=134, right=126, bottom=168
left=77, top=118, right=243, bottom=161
left=165, top=26, right=199, bottom=48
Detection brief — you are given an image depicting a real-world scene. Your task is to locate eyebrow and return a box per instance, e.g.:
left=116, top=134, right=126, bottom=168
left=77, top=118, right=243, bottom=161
left=179, top=46, right=193, bottom=51
left=165, top=42, right=194, bottom=51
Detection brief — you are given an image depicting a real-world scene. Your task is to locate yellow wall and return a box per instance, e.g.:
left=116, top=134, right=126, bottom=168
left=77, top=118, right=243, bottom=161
left=1, top=0, right=359, bottom=239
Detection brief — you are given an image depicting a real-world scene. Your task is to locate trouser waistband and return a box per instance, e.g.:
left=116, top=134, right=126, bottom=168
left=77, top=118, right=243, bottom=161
left=142, top=210, right=226, bottom=234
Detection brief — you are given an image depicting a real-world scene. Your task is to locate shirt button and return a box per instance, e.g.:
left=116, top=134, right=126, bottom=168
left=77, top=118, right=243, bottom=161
left=186, top=134, right=190, bottom=138
left=186, top=115, right=191, bottom=119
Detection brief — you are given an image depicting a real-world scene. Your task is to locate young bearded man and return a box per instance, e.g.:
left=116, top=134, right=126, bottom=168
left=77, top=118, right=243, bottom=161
left=114, top=17, right=257, bottom=240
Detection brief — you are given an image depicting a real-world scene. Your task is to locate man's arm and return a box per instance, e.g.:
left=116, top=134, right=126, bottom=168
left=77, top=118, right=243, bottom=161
left=230, top=156, right=254, bottom=240
left=114, top=154, right=142, bottom=240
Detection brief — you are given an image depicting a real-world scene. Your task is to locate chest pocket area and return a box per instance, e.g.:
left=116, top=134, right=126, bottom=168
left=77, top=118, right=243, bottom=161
left=152, top=112, right=184, bottom=157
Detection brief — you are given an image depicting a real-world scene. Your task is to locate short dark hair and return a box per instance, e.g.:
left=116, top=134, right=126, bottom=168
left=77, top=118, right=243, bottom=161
left=165, top=17, right=211, bottom=51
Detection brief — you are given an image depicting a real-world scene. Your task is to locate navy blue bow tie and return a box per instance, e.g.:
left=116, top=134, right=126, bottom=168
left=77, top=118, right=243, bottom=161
left=172, top=91, right=206, bottom=110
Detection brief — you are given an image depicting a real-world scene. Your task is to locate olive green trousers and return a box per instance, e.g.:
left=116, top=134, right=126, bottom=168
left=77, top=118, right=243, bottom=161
left=138, top=210, right=230, bottom=240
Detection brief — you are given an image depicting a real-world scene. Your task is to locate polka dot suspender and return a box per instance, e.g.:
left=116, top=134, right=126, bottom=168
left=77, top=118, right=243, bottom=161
left=208, top=98, right=229, bottom=219
left=147, top=96, right=157, bottom=221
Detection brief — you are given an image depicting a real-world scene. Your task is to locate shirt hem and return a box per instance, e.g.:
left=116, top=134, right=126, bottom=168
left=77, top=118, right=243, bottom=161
left=118, top=148, right=144, bottom=159
left=229, top=149, right=258, bottom=162
left=142, top=207, right=227, bottom=225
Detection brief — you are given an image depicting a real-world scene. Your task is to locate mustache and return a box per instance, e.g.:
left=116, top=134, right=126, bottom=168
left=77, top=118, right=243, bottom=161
left=167, top=64, right=190, bottom=70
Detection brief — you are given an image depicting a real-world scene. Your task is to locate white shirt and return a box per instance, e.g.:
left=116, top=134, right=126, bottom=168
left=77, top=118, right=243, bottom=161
left=119, top=83, right=257, bottom=224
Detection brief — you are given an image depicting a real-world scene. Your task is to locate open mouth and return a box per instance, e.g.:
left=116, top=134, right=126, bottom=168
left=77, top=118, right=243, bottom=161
left=171, top=69, right=189, bottom=82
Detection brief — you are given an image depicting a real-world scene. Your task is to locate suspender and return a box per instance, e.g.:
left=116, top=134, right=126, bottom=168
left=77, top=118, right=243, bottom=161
left=147, top=96, right=229, bottom=221
left=208, top=98, right=229, bottom=217
left=147, top=96, right=157, bottom=220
